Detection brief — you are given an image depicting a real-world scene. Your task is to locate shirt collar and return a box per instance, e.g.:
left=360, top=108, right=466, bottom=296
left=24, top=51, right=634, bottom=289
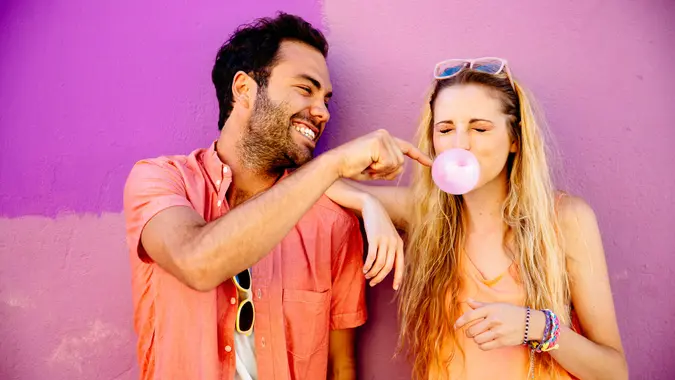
left=203, top=141, right=232, bottom=187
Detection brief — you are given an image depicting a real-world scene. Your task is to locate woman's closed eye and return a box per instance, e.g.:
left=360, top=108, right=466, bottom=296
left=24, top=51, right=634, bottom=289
left=436, top=122, right=454, bottom=134
left=470, top=120, right=494, bottom=133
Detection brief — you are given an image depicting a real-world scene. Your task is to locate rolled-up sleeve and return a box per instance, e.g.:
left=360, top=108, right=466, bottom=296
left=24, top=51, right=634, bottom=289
left=123, top=158, right=193, bottom=262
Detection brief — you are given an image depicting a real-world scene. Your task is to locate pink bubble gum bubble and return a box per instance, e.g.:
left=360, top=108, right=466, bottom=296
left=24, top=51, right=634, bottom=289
left=431, top=149, right=480, bottom=195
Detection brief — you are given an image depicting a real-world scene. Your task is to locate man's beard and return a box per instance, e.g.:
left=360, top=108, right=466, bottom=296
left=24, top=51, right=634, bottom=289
left=238, top=89, right=315, bottom=176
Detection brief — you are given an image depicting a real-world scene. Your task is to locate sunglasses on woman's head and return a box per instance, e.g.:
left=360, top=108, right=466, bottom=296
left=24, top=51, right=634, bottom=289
left=433, top=57, right=515, bottom=90
left=233, top=269, right=255, bottom=335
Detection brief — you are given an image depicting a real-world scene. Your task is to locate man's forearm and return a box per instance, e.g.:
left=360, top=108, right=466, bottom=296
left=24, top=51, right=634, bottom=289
left=182, top=152, right=341, bottom=290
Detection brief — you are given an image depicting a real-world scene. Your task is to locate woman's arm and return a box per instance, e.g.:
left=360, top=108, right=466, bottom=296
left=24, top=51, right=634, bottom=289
left=455, top=195, right=627, bottom=380
left=325, top=179, right=413, bottom=229
left=324, top=180, right=412, bottom=290
left=548, top=195, right=627, bottom=380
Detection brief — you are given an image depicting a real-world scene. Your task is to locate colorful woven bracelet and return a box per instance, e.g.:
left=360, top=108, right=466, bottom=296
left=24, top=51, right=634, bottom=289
left=540, top=310, right=560, bottom=352
left=527, top=310, right=546, bottom=352
left=528, top=309, right=560, bottom=352
left=537, top=309, right=553, bottom=351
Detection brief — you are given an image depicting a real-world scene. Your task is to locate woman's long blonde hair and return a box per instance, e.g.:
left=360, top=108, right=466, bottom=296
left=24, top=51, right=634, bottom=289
left=397, top=70, right=571, bottom=379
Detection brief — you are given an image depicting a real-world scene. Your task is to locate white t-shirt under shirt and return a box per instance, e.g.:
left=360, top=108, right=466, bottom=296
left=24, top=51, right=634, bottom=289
left=234, top=331, right=257, bottom=380
left=234, top=288, right=257, bottom=380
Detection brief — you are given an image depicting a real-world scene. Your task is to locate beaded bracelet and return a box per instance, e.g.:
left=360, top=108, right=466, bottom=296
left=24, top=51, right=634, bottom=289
left=522, top=306, right=531, bottom=345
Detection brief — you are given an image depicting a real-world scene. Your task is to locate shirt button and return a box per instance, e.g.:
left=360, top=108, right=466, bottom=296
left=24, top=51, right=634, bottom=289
left=217, top=200, right=223, bottom=207
left=261, top=337, right=266, bottom=348
left=230, top=297, right=236, bottom=305
left=256, top=289, right=262, bottom=299
left=216, top=179, right=221, bottom=186
left=224, top=345, right=232, bottom=352
left=223, top=166, right=229, bottom=174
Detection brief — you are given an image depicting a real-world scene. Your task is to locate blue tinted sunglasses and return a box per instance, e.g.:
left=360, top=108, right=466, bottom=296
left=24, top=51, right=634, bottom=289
left=433, top=57, right=514, bottom=89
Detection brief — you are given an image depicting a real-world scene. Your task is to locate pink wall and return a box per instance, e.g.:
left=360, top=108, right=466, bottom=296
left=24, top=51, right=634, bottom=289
left=322, top=1, right=675, bottom=378
left=1, top=0, right=674, bottom=379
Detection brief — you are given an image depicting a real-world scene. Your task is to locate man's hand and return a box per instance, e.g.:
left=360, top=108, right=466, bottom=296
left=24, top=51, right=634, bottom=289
left=325, top=129, right=432, bottom=181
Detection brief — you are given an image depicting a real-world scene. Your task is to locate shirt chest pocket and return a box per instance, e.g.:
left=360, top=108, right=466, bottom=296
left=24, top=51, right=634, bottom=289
left=282, top=288, right=331, bottom=359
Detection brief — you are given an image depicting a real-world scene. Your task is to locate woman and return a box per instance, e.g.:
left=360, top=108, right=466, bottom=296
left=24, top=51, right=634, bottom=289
left=327, top=58, right=627, bottom=379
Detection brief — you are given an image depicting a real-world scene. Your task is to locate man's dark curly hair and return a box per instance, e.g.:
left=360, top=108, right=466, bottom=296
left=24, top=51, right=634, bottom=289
left=211, top=13, right=328, bottom=130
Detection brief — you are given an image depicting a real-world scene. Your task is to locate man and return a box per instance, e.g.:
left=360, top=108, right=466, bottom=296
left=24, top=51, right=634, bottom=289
left=123, top=13, right=430, bottom=380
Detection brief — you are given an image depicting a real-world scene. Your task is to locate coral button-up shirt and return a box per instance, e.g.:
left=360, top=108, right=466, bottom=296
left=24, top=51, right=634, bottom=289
left=123, top=143, right=367, bottom=380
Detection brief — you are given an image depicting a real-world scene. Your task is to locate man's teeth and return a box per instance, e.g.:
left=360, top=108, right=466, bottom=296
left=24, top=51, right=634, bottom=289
left=294, top=124, right=316, bottom=140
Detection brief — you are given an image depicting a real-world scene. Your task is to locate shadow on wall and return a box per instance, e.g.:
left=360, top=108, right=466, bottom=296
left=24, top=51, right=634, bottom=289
left=353, top=223, right=412, bottom=379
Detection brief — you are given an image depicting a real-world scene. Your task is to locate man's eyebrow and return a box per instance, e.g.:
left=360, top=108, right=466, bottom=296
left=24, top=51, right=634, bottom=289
left=297, top=74, right=332, bottom=98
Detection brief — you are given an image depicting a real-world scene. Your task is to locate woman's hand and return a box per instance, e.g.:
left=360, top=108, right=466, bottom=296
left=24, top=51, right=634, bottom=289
left=454, top=299, right=546, bottom=351
left=361, top=195, right=404, bottom=290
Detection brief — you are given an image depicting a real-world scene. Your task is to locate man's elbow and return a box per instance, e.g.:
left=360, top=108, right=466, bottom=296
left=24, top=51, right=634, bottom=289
left=172, top=248, right=222, bottom=292
left=182, top=268, right=219, bottom=292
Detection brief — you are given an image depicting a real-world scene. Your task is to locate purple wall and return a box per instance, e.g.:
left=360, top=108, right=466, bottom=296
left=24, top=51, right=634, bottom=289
left=0, top=1, right=324, bottom=379
left=1, top=0, right=674, bottom=379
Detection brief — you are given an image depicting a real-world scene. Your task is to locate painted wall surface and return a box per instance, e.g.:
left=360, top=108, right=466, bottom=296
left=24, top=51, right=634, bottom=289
left=321, top=1, right=675, bottom=378
left=0, top=1, right=323, bottom=379
left=1, top=0, right=674, bottom=379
